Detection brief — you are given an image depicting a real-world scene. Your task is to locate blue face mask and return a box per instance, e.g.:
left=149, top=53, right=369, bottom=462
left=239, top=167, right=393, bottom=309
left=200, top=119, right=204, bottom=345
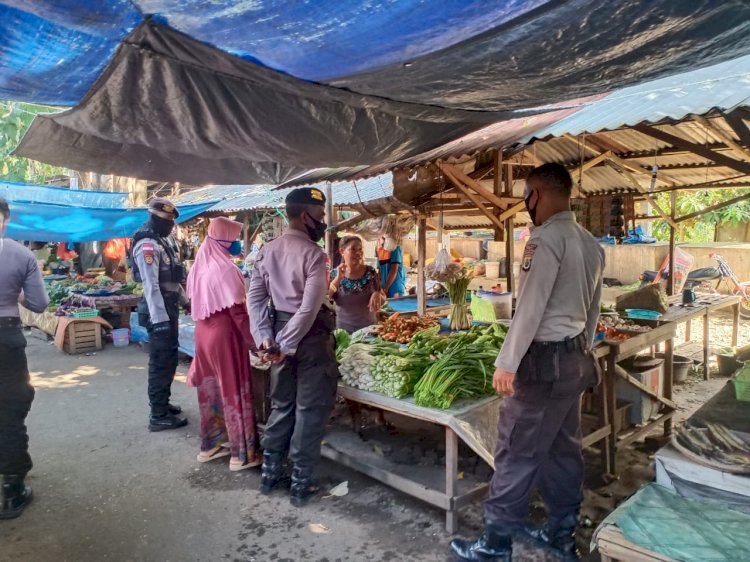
left=227, top=241, right=242, bottom=256
left=210, top=237, right=242, bottom=256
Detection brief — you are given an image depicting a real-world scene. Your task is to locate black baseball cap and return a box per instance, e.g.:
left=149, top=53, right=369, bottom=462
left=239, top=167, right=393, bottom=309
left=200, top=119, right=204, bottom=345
left=285, top=187, right=326, bottom=207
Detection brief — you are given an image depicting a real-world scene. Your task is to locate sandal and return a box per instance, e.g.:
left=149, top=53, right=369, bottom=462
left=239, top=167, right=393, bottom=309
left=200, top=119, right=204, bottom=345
left=229, top=457, right=262, bottom=472
left=197, top=445, right=231, bottom=463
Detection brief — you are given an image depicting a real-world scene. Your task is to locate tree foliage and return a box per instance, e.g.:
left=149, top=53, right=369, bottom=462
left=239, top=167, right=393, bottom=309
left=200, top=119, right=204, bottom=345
left=651, top=189, right=750, bottom=242
left=0, top=102, right=67, bottom=183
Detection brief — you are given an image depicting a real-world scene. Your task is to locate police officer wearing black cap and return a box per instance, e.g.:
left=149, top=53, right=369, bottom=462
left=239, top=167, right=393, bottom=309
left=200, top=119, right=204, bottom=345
left=248, top=187, right=338, bottom=507
left=0, top=197, right=49, bottom=519
left=130, top=198, right=190, bottom=432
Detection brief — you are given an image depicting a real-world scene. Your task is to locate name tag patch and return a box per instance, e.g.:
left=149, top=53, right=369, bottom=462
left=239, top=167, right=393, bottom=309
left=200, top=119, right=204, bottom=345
left=521, top=243, right=537, bottom=271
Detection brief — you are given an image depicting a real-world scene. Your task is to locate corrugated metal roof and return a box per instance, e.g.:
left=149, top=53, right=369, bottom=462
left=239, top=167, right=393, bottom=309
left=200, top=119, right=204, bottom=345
left=536, top=54, right=750, bottom=137
left=173, top=174, right=394, bottom=213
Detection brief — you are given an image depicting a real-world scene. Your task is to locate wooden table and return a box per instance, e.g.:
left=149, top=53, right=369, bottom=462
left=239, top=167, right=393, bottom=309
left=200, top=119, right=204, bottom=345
left=596, top=526, right=678, bottom=562
left=601, top=321, right=676, bottom=476
left=660, top=294, right=740, bottom=379
left=324, top=385, right=500, bottom=534
left=79, top=294, right=141, bottom=329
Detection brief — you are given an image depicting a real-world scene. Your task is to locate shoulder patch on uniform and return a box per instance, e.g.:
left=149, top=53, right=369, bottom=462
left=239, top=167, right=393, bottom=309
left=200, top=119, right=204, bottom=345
left=521, top=243, right=537, bottom=271
left=142, top=243, right=155, bottom=265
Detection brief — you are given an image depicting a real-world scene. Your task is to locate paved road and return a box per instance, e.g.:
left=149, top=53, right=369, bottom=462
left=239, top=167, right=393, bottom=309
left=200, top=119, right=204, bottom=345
left=0, top=334, right=556, bottom=562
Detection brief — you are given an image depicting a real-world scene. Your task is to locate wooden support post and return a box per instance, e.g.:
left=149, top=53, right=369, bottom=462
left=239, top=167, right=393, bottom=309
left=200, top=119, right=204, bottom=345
left=324, top=183, right=334, bottom=263
left=242, top=212, right=251, bottom=254
left=605, top=353, right=618, bottom=476
left=503, top=163, right=515, bottom=296
left=445, top=428, right=459, bottom=534
left=703, top=312, right=710, bottom=380
left=417, top=217, right=427, bottom=316
left=493, top=150, right=503, bottom=242
left=668, top=191, right=676, bottom=296
left=664, top=338, right=674, bottom=437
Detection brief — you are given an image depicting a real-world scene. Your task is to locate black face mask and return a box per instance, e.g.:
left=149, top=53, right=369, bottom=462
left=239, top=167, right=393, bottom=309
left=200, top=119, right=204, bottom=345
left=304, top=214, right=327, bottom=242
left=150, top=216, right=175, bottom=238
left=524, top=191, right=538, bottom=226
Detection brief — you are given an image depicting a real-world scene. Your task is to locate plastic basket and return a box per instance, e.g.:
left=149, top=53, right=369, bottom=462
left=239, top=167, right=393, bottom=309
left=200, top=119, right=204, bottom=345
left=734, top=366, right=750, bottom=401
left=67, top=309, right=99, bottom=319
left=112, top=328, right=130, bottom=348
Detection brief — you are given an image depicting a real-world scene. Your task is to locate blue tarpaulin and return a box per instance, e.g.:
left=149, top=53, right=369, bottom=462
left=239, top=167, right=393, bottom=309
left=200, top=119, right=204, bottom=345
left=1, top=181, right=215, bottom=242
left=4, top=2, right=750, bottom=185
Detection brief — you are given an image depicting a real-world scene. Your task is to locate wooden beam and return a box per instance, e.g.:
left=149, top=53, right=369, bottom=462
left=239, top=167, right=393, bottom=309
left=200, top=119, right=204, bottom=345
left=633, top=123, right=750, bottom=177
left=693, top=115, right=750, bottom=161
left=605, top=159, right=678, bottom=228
left=608, top=154, right=677, bottom=187
left=438, top=162, right=508, bottom=209
left=674, top=192, right=750, bottom=224
left=503, top=163, right=515, bottom=296
left=331, top=213, right=366, bottom=232
left=668, top=191, right=676, bottom=296
left=724, top=109, right=750, bottom=150
left=440, top=166, right=506, bottom=232
left=492, top=150, right=503, bottom=242
left=417, top=217, right=427, bottom=316
left=498, top=201, right=526, bottom=223
left=324, top=183, right=335, bottom=263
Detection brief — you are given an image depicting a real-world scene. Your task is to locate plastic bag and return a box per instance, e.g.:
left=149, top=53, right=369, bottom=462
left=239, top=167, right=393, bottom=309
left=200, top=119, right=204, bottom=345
left=426, top=248, right=462, bottom=282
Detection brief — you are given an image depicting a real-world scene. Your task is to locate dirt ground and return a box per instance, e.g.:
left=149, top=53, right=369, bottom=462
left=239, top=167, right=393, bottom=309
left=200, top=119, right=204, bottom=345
left=0, top=313, right=743, bottom=562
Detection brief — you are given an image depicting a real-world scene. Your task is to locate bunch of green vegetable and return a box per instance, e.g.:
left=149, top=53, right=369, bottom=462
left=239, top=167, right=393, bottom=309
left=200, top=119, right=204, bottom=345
left=334, top=329, right=351, bottom=362
left=46, top=282, right=72, bottom=310
left=446, top=274, right=472, bottom=331
left=339, top=341, right=400, bottom=391
left=413, top=323, right=508, bottom=409
left=372, top=350, right=432, bottom=398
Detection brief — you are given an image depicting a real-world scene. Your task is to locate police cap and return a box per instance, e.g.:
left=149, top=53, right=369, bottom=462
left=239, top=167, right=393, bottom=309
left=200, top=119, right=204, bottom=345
left=285, top=187, right=326, bottom=207
left=148, top=197, right=180, bottom=220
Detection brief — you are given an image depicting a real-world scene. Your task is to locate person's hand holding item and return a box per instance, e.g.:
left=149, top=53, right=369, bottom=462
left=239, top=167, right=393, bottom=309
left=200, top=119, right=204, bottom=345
left=368, top=291, right=387, bottom=312
left=260, top=338, right=285, bottom=364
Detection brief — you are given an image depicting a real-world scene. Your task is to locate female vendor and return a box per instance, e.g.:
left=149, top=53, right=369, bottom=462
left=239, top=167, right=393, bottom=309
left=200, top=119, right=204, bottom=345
left=329, top=236, right=386, bottom=333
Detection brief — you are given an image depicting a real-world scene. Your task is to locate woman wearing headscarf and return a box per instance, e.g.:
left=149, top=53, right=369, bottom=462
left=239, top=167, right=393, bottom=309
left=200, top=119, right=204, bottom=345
left=186, top=217, right=260, bottom=471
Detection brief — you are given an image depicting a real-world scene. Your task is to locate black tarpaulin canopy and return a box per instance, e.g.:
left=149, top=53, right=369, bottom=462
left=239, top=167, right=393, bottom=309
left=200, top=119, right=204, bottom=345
left=10, top=1, right=750, bottom=185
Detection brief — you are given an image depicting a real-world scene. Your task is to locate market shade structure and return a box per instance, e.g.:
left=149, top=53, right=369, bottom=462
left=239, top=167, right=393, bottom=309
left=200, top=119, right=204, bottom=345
left=5, top=2, right=750, bottom=185
left=0, top=182, right=214, bottom=242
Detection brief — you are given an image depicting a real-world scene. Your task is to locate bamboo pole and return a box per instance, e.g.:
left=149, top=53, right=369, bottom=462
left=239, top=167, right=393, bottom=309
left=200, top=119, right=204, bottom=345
left=417, top=217, right=427, bottom=316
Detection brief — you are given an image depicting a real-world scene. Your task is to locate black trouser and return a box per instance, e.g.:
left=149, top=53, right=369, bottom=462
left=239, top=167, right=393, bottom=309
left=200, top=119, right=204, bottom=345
left=485, top=344, right=599, bottom=526
left=139, top=294, right=180, bottom=416
left=261, top=320, right=338, bottom=468
left=0, top=325, right=34, bottom=477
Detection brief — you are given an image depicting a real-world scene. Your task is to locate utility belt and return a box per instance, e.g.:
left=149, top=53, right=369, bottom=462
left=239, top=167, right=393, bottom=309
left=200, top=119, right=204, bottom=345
left=0, top=316, right=22, bottom=329
left=271, top=305, right=336, bottom=336
left=517, top=332, right=589, bottom=384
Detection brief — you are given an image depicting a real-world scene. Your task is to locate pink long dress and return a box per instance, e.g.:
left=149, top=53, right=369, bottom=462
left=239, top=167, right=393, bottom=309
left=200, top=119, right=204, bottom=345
left=185, top=216, right=260, bottom=464
left=187, top=304, right=260, bottom=463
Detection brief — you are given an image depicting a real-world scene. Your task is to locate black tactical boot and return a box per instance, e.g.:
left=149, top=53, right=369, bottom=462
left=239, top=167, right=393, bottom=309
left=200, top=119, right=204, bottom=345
left=167, top=403, right=182, bottom=415
left=259, top=451, right=289, bottom=495
left=148, top=412, right=188, bottom=432
left=522, top=513, right=581, bottom=562
left=449, top=523, right=512, bottom=561
left=289, top=465, right=320, bottom=507
left=1, top=475, right=33, bottom=520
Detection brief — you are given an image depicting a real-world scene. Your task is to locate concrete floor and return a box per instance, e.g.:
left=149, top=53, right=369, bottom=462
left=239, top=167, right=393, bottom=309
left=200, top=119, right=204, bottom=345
left=1, top=334, right=558, bottom=562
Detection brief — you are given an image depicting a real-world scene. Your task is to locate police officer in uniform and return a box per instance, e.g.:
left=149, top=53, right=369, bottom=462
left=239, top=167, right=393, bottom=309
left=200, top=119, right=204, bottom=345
left=451, top=164, right=605, bottom=562
left=131, top=198, right=189, bottom=432
left=248, top=187, right=338, bottom=507
left=0, top=197, right=49, bottom=519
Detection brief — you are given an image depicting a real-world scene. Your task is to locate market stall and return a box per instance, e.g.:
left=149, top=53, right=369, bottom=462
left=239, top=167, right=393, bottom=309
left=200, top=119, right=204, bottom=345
left=661, top=294, right=741, bottom=379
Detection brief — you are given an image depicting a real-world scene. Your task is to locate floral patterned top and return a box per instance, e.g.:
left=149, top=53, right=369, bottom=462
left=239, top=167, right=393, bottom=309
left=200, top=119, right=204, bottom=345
left=331, top=265, right=381, bottom=333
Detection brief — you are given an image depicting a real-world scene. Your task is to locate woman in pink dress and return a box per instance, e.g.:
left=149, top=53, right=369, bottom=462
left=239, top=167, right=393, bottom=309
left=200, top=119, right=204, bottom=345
left=186, top=217, right=260, bottom=471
